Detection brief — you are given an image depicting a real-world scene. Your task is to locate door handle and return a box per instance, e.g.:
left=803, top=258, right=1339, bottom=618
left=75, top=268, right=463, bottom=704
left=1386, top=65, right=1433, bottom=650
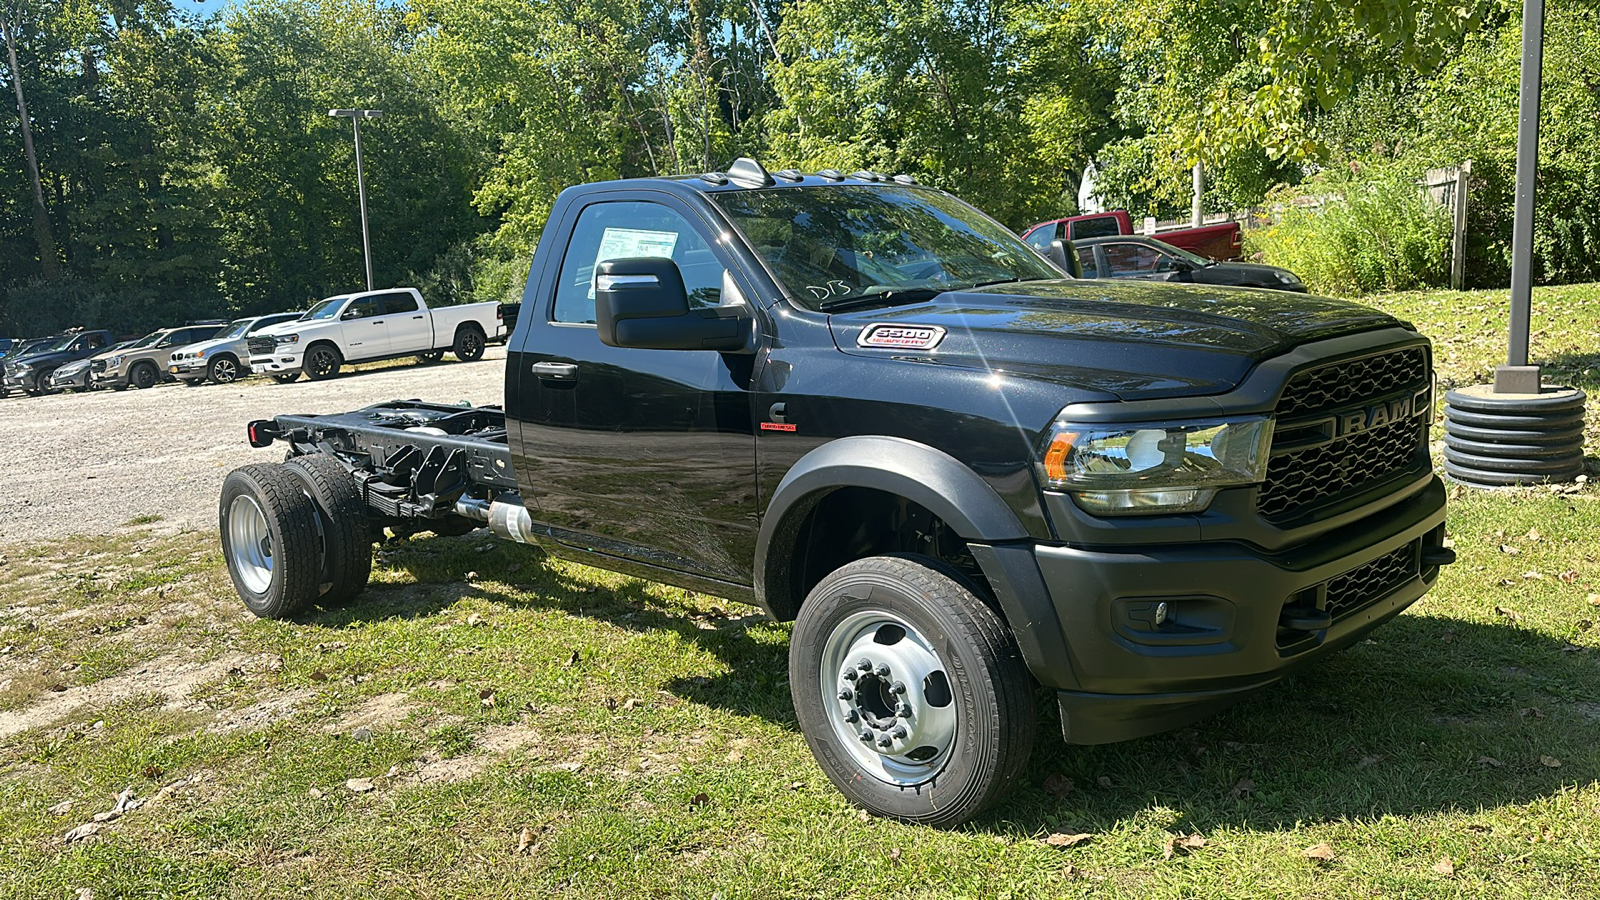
left=531, top=361, right=578, bottom=380
left=373, top=320, right=384, bottom=324
left=412, top=315, right=424, bottom=320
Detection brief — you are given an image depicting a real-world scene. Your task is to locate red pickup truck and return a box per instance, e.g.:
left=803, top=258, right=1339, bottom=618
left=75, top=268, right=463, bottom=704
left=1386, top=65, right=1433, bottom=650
left=1022, top=210, right=1243, bottom=261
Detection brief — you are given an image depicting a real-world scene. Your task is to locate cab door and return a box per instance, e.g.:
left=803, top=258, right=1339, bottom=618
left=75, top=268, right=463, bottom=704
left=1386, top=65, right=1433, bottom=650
left=513, top=192, right=761, bottom=584
left=337, top=295, right=385, bottom=359
left=382, top=292, right=432, bottom=354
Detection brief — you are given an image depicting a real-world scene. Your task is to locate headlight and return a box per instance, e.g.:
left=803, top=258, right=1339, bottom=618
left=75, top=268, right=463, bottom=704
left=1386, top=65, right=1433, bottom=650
left=276, top=333, right=300, bottom=345
left=107, top=356, right=124, bottom=367
left=13, top=362, right=30, bottom=373
left=1039, top=415, right=1274, bottom=515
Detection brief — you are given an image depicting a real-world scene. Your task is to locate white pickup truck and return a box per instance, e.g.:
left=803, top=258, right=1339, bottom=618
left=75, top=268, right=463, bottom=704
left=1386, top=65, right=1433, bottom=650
left=247, top=288, right=504, bottom=382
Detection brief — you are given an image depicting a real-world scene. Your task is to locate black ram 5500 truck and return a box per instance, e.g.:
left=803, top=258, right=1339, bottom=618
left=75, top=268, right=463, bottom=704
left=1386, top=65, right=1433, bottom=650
left=222, top=159, right=1453, bottom=826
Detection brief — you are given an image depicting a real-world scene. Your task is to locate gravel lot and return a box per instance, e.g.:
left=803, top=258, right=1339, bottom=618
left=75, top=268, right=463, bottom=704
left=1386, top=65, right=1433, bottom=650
left=0, top=347, right=508, bottom=541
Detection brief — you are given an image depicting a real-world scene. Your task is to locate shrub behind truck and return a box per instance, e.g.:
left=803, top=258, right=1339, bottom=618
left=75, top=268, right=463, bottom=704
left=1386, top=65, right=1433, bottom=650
left=220, top=159, right=1452, bottom=826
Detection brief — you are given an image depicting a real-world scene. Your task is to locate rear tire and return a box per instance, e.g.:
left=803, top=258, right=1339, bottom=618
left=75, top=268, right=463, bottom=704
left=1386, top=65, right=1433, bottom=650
left=219, top=463, right=322, bottom=619
left=284, top=455, right=373, bottom=605
left=452, top=326, right=485, bottom=362
left=789, top=554, right=1034, bottom=827
left=303, top=344, right=342, bottom=381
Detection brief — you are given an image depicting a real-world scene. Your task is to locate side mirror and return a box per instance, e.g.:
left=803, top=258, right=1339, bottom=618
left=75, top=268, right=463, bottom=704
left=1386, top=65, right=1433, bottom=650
left=340, top=308, right=361, bottom=320
left=595, top=258, right=749, bottom=352
left=1046, top=239, right=1083, bottom=279
left=1172, top=259, right=1195, bottom=274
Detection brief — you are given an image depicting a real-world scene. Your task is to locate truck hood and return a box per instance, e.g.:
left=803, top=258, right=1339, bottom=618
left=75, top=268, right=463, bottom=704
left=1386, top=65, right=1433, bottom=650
left=828, top=280, right=1401, bottom=400
left=253, top=320, right=309, bottom=338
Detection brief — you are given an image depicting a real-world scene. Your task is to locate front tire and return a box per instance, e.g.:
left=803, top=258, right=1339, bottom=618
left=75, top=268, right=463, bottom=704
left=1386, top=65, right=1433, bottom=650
left=452, top=326, right=485, bottom=362
left=207, top=355, right=241, bottom=384
left=303, top=344, right=342, bottom=381
left=219, top=463, right=323, bottom=619
left=130, top=362, right=159, bottom=390
left=284, top=455, right=372, bottom=605
left=789, top=555, right=1034, bottom=827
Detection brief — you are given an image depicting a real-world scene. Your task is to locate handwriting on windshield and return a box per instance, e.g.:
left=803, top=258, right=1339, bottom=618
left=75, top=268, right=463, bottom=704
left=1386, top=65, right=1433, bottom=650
left=805, top=281, right=852, bottom=301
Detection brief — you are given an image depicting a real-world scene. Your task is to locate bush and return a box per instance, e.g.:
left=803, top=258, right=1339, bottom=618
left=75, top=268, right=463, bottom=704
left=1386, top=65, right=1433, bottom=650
left=1246, top=170, right=1451, bottom=296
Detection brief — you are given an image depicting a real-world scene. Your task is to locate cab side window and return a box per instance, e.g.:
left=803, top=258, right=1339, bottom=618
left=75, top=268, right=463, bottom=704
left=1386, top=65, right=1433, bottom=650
left=1075, top=245, right=1099, bottom=277
left=1023, top=224, right=1058, bottom=252
left=1101, top=242, right=1165, bottom=277
left=382, top=293, right=420, bottom=315
left=344, top=298, right=381, bottom=319
left=553, top=201, right=726, bottom=325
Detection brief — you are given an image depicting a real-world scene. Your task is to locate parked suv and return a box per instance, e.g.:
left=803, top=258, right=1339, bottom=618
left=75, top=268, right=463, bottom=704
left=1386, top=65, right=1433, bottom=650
left=2, top=330, right=114, bottom=396
left=91, top=323, right=227, bottom=390
left=49, top=341, right=137, bottom=393
left=170, top=313, right=303, bottom=385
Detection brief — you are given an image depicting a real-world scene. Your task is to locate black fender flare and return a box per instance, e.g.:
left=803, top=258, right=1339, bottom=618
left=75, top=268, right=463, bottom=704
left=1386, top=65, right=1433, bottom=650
left=753, top=436, right=1077, bottom=688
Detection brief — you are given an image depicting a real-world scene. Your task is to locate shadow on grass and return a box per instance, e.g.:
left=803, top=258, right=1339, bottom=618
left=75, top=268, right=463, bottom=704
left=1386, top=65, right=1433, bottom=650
left=299, top=533, right=1600, bottom=834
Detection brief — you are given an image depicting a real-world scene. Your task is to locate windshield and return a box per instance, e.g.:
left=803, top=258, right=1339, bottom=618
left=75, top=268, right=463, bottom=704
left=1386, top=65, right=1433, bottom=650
left=33, top=334, right=80, bottom=353
left=1158, top=241, right=1211, bottom=267
left=214, top=318, right=253, bottom=340
left=712, top=185, right=1063, bottom=312
left=127, top=331, right=165, bottom=350
left=302, top=296, right=350, bottom=320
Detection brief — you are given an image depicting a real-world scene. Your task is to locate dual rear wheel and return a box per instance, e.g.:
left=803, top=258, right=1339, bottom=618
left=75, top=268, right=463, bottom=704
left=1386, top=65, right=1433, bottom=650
left=219, top=457, right=372, bottom=618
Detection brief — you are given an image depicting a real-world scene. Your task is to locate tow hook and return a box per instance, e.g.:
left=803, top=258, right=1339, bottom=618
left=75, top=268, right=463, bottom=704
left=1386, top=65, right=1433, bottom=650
left=1422, top=546, right=1457, bottom=567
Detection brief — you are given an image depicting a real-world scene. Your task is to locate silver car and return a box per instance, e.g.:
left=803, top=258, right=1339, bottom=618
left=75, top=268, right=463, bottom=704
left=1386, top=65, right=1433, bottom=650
left=169, top=312, right=304, bottom=386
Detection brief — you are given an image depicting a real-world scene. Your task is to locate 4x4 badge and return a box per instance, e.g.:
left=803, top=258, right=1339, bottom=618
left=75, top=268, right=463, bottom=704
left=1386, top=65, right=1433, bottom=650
left=857, top=324, right=946, bottom=350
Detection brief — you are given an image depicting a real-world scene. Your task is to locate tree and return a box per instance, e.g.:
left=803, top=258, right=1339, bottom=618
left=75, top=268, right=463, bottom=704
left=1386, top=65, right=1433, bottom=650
left=0, top=0, right=59, bottom=277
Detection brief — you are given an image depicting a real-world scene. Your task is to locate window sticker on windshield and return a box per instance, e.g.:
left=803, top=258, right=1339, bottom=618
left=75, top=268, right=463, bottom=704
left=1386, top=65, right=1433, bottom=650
left=590, top=228, right=679, bottom=298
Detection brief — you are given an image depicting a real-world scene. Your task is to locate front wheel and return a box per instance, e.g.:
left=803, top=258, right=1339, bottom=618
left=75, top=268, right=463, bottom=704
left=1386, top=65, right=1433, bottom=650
left=130, top=362, right=159, bottom=390
left=452, top=327, right=485, bottom=362
left=303, top=344, right=342, bottom=381
left=207, top=355, right=241, bottom=384
left=789, top=555, right=1035, bottom=827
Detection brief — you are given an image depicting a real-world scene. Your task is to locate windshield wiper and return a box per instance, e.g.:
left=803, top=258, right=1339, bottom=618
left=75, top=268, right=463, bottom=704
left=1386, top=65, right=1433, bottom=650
left=820, top=286, right=945, bottom=312
left=969, top=277, right=1027, bottom=289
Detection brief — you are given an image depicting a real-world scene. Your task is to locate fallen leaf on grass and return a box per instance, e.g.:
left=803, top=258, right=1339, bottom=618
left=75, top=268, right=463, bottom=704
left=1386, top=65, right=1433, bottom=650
left=889, top=847, right=902, bottom=864
left=48, top=800, right=74, bottom=816
left=1519, top=707, right=1544, bottom=718
left=515, top=828, right=534, bottom=855
left=1587, top=593, right=1600, bottom=607
left=1540, top=755, right=1562, bottom=768
left=1163, top=833, right=1206, bottom=859
left=308, top=788, right=324, bottom=799
left=1495, top=606, right=1523, bottom=623
left=309, top=670, right=328, bottom=682
left=563, top=650, right=581, bottom=667
left=1522, top=571, right=1544, bottom=581
left=480, top=688, right=497, bottom=709
left=1477, top=756, right=1504, bottom=768
left=1433, top=857, right=1456, bottom=876
left=346, top=778, right=375, bottom=793
left=465, top=612, right=484, bottom=627
left=1302, top=842, right=1336, bottom=862
left=1042, top=773, right=1073, bottom=798
left=1526, top=528, right=1541, bottom=542
left=689, top=792, right=710, bottom=808
left=1096, top=776, right=1112, bottom=788
left=1230, top=777, right=1255, bottom=798
left=1499, top=544, right=1520, bottom=555
left=1042, top=830, right=1093, bottom=848
left=1559, top=570, right=1580, bottom=584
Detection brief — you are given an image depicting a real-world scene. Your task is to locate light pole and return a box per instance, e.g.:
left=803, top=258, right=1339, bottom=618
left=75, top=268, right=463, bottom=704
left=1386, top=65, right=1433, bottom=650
left=328, top=108, right=383, bottom=291
left=1441, top=0, right=1587, bottom=488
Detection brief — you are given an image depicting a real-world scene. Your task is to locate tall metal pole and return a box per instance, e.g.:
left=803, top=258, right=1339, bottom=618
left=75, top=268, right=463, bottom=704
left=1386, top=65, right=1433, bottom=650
left=1497, top=0, right=1543, bottom=391
left=351, top=116, right=373, bottom=292
left=329, top=109, right=382, bottom=291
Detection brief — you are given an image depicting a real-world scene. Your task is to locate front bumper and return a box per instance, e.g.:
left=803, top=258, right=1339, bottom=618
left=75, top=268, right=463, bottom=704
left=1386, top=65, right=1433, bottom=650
left=1014, top=476, right=1448, bottom=745
left=3, top=370, right=37, bottom=391
left=90, top=367, right=126, bottom=386
left=170, top=358, right=207, bottom=377
left=249, top=352, right=302, bottom=375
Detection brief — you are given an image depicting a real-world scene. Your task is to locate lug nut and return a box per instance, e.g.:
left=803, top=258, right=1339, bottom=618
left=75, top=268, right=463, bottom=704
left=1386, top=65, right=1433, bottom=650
left=876, top=735, right=893, bottom=748
left=844, top=708, right=859, bottom=723
left=891, top=725, right=908, bottom=739
left=837, top=688, right=853, bottom=701
left=890, top=680, right=906, bottom=695
left=874, top=664, right=890, bottom=677
left=860, top=729, right=874, bottom=742
left=857, top=658, right=873, bottom=672
left=842, top=668, right=858, bottom=682
left=895, top=702, right=912, bottom=717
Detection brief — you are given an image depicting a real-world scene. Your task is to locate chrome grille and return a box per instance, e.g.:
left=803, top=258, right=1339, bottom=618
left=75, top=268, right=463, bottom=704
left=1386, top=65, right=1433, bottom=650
left=90, top=359, right=106, bottom=373
left=1258, top=347, right=1431, bottom=523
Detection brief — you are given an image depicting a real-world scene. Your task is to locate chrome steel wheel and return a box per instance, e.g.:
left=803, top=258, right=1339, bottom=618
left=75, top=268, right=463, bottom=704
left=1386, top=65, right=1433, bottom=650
left=227, top=494, right=274, bottom=595
left=819, top=610, right=958, bottom=787
left=211, top=357, right=239, bottom=383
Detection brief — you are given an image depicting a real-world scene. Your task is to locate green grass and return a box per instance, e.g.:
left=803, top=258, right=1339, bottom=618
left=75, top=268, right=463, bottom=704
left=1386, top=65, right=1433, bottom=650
left=1, top=283, right=1598, bottom=898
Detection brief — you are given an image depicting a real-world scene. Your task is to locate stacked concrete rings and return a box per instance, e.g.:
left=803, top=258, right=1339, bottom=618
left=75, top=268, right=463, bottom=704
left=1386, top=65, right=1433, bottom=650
left=1443, top=384, right=1588, bottom=486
